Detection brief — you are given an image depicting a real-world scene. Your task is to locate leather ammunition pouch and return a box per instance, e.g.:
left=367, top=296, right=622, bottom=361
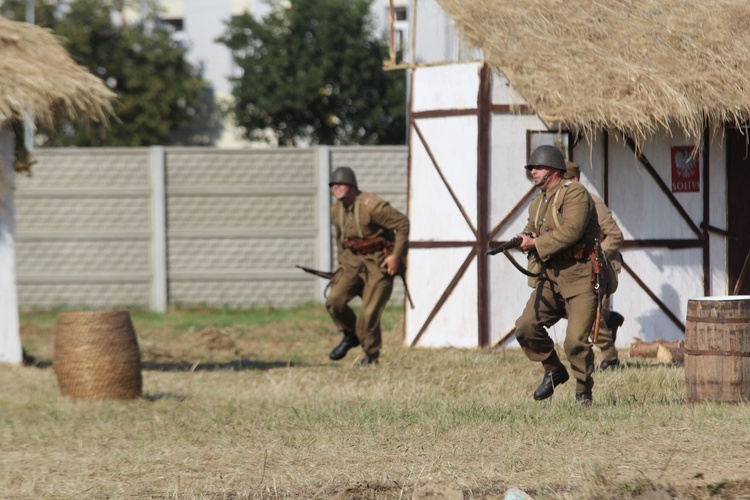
left=342, top=236, right=394, bottom=255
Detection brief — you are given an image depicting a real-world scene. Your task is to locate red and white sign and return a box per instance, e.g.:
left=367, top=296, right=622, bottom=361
left=671, top=146, right=700, bottom=193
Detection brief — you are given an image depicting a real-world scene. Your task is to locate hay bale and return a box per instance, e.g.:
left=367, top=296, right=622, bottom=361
left=53, top=310, right=142, bottom=400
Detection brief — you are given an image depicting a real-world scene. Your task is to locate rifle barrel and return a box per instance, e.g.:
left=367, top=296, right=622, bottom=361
left=296, top=265, right=334, bottom=280
left=485, top=236, right=522, bottom=256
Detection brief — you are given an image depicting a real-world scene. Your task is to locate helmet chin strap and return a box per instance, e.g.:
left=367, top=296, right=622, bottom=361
left=537, top=172, right=550, bottom=186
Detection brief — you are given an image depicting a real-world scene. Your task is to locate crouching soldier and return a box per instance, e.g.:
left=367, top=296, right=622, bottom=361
left=326, top=167, right=409, bottom=366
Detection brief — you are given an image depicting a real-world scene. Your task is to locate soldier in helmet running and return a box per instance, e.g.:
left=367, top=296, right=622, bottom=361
left=325, top=166, right=410, bottom=366
left=564, top=162, right=625, bottom=371
left=513, top=145, right=601, bottom=406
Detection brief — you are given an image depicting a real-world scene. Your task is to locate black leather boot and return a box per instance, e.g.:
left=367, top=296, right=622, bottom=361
left=605, top=311, right=625, bottom=342
left=533, top=365, right=570, bottom=401
left=600, top=358, right=620, bottom=371
left=575, top=392, right=593, bottom=407
left=357, top=353, right=379, bottom=367
left=329, top=334, right=360, bottom=360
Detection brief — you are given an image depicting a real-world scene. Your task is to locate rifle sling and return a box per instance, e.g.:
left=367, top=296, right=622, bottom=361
left=503, top=250, right=542, bottom=278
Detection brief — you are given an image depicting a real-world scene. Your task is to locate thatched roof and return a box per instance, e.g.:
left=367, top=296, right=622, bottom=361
left=437, top=0, right=750, bottom=144
left=0, top=16, right=115, bottom=128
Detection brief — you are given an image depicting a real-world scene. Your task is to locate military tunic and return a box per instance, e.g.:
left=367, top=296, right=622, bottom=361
left=515, top=178, right=601, bottom=394
left=591, top=193, right=623, bottom=361
left=326, top=191, right=409, bottom=358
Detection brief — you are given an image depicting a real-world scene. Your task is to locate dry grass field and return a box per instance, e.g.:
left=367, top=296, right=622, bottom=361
left=2, top=306, right=750, bottom=499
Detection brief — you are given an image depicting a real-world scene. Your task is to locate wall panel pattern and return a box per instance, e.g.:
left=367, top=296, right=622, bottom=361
left=15, top=149, right=152, bottom=308
left=14, top=146, right=408, bottom=310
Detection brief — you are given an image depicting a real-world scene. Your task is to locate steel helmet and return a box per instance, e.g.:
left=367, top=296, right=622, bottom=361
left=329, top=166, right=358, bottom=188
left=525, top=145, right=567, bottom=171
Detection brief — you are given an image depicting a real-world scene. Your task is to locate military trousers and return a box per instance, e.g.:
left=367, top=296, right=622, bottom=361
left=592, top=297, right=618, bottom=361
left=325, top=258, right=394, bottom=357
left=515, top=277, right=597, bottom=394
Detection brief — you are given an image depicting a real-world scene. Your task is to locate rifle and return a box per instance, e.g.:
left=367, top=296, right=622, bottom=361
left=296, top=263, right=415, bottom=309
left=395, top=259, right=416, bottom=310
left=296, top=265, right=334, bottom=280
left=485, top=232, right=541, bottom=278
left=485, top=235, right=523, bottom=256
left=591, top=237, right=605, bottom=343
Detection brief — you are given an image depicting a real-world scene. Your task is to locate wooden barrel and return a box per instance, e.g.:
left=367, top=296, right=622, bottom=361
left=53, top=310, right=142, bottom=400
left=685, top=296, right=750, bottom=402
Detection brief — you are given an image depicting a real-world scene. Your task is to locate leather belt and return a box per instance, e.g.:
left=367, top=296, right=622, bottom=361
left=556, top=243, right=595, bottom=260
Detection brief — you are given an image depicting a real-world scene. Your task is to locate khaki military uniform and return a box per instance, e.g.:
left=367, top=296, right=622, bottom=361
left=515, top=178, right=601, bottom=395
left=326, top=191, right=409, bottom=358
left=591, top=194, right=623, bottom=361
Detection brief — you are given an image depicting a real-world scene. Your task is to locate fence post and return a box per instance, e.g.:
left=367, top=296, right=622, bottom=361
left=317, top=146, right=332, bottom=301
left=150, top=146, right=167, bottom=313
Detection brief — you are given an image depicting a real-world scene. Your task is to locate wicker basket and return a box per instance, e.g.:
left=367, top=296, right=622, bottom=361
left=53, top=310, right=142, bottom=400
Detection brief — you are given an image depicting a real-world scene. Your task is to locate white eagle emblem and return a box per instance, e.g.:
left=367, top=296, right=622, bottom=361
left=674, top=149, right=697, bottom=179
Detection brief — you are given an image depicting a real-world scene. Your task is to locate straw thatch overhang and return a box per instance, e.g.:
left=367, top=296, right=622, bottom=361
left=437, top=0, right=750, bottom=144
left=0, top=16, right=115, bottom=130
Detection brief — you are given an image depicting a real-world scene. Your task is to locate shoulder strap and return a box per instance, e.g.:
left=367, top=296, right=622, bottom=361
left=551, top=184, right=569, bottom=228
left=338, top=199, right=364, bottom=240
left=338, top=203, right=345, bottom=241
left=354, top=199, right=363, bottom=238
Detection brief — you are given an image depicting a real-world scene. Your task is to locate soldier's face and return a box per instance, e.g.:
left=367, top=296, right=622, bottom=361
left=330, top=183, right=355, bottom=201
left=530, top=166, right=555, bottom=189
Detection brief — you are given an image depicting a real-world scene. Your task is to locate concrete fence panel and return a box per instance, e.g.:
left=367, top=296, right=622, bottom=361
left=14, top=146, right=408, bottom=311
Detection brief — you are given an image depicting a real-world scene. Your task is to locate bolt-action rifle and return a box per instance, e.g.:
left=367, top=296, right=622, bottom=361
left=296, top=263, right=415, bottom=309
left=295, top=265, right=334, bottom=280
left=485, top=232, right=541, bottom=278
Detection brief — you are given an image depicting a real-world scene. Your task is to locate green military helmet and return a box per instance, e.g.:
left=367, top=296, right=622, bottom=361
left=525, top=145, right=567, bottom=171
left=329, top=166, right=358, bottom=188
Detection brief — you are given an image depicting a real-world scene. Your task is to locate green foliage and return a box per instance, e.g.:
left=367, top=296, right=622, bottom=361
left=1, top=0, right=221, bottom=146
left=218, top=0, right=406, bottom=146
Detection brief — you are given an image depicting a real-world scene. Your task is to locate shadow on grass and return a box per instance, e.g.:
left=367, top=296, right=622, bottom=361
left=142, top=392, right=189, bottom=402
left=25, top=358, right=319, bottom=372
left=621, top=361, right=684, bottom=369
left=140, top=358, right=304, bottom=372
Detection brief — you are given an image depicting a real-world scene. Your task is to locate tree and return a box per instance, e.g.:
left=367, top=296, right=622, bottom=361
left=0, top=0, right=221, bottom=146
left=218, top=0, right=406, bottom=146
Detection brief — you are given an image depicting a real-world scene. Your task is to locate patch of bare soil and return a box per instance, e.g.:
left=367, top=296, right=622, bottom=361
left=196, top=326, right=239, bottom=353
left=327, top=480, right=408, bottom=499
left=306, top=479, right=750, bottom=499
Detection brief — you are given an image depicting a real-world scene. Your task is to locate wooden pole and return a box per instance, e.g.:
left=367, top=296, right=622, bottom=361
left=733, top=247, right=750, bottom=295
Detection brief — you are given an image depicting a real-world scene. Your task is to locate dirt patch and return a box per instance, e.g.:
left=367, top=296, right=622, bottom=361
left=328, top=480, right=407, bottom=499
left=196, top=326, right=238, bottom=353
left=413, top=477, right=464, bottom=499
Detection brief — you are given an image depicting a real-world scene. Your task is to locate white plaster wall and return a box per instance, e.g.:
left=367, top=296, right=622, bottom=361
left=0, top=126, right=22, bottom=364
left=568, top=127, right=727, bottom=346
left=405, top=247, right=478, bottom=347
left=490, top=71, right=530, bottom=110
left=407, top=62, right=482, bottom=347
left=412, top=62, right=481, bottom=112
left=410, top=116, right=478, bottom=238
left=607, top=131, right=704, bottom=240
left=707, top=126, right=728, bottom=296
